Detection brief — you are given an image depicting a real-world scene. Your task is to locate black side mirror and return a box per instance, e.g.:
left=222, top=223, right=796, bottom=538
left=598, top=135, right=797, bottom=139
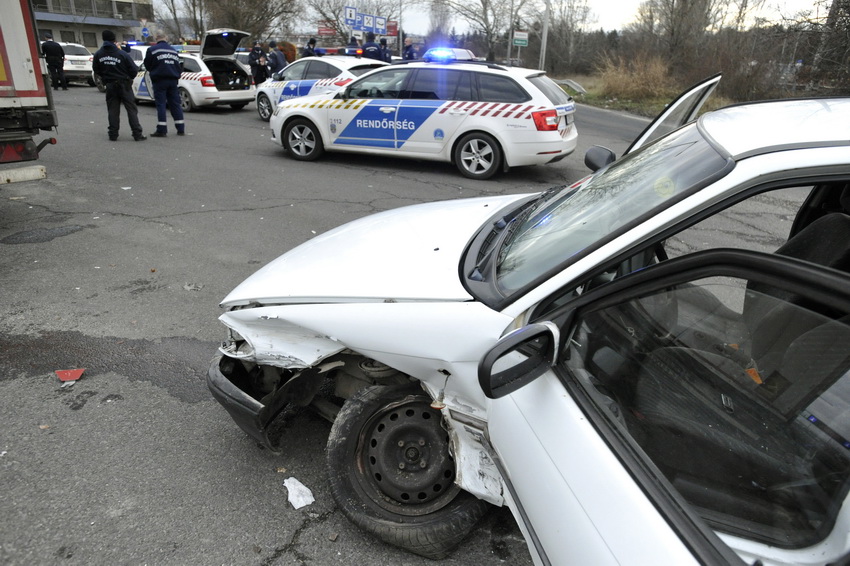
left=584, top=145, right=616, bottom=172
left=478, top=323, right=559, bottom=399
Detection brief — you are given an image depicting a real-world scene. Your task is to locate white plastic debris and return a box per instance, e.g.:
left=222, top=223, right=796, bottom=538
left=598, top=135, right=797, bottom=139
left=283, top=477, right=315, bottom=509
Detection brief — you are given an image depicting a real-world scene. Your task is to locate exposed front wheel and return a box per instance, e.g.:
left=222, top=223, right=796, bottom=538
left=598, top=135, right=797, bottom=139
left=178, top=87, right=196, bottom=112
left=283, top=119, right=324, bottom=161
left=257, top=94, right=273, bottom=121
left=326, top=384, right=490, bottom=559
left=454, top=132, right=502, bottom=180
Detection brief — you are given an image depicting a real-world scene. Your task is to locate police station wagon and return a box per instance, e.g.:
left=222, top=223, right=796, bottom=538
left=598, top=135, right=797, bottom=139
left=268, top=49, right=578, bottom=179
left=132, top=29, right=255, bottom=112
left=255, top=55, right=387, bottom=121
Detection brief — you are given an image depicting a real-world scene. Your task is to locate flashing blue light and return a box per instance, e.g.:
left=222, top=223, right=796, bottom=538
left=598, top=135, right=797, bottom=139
left=423, top=47, right=456, bottom=63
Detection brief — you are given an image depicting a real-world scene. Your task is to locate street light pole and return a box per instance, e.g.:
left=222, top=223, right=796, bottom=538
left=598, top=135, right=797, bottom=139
left=538, top=0, right=551, bottom=70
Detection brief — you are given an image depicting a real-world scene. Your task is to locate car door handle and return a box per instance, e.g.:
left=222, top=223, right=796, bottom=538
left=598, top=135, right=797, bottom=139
left=379, top=107, right=395, bottom=113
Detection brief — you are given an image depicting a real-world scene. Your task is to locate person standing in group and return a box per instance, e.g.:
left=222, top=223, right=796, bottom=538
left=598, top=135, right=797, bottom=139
left=267, top=41, right=286, bottom=75
left=378, top=38, right=391, bottom=63
left=402, top=38, right=417, bottom=60
left=248, top=41, right=266, bottom=82
left=143, top=33, right=185, bottom=137
left=361, top=32, right=382, bottom=61
left=302, top=37, right=317, bottom=58
left=41, top=33, right=67, bottom=90
left=92, top=30, right=146, bottom=141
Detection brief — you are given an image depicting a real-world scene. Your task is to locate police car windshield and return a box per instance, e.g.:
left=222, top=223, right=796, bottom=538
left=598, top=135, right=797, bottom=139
left=495, top=124, right=730, bottom=292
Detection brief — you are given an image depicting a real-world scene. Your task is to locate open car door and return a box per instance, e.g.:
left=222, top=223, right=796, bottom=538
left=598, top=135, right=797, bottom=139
left=625, top=73, right=721, bottom=154
left=479, top=249, right=850, bottom=566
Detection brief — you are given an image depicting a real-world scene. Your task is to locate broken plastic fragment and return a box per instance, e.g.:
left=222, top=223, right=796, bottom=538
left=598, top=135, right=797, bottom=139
left=55, top=368, right=85, bottom=382
left=283, top=477, right=315, bottom=509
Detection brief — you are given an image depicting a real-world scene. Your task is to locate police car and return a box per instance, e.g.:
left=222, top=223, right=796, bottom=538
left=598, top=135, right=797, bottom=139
left=255, top=55, right=388, bottom=121
left=268, top=48, right=577, bottom=179
left=132, top=29, right=255, bottom=111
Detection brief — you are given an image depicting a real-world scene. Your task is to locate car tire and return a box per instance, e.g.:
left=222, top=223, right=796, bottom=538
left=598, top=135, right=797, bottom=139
left=257, top=94, right=273, bottom=121
left=326, top=384, right=490, bottom=559
left=178, top=87, right=196, bottom=112
left=283, top=119, right=324, bottom=161
left=453, top=132, right=503, bottom=180
left=87, top=76, right=96, bottom=87
left=230, top=103, right=247, bottom=110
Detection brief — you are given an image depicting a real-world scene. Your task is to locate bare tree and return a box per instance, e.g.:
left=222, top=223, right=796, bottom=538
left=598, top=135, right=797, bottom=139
left=442, top=0, right=529, bottom=60
left=306, top=0, right=400, bottom=44
left=206, top=0, right=301, bottom=40
left=155, top=0, right=185, bottom=39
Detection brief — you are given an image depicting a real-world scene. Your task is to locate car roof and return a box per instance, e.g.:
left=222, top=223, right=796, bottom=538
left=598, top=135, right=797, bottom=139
left=295, top=55, right=389, bottom=69
left=700, top=98, right=850, bottom=158
left=390, top=59, right=544, bottom=78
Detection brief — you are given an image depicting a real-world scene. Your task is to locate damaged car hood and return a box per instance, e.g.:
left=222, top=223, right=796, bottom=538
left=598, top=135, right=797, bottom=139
left=221, top=194, right=529, bottom=307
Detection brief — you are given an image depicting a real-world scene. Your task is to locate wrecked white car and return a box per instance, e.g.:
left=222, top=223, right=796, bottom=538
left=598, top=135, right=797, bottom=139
left=208, top=75, right=850, bottom=565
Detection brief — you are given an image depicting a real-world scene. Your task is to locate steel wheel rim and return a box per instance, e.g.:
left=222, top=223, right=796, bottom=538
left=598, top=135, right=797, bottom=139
left=353, top=395, right=460, bottom=516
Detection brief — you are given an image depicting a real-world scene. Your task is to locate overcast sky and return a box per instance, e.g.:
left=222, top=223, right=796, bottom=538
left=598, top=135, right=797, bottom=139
left=398, top=0, right=823, bottom=36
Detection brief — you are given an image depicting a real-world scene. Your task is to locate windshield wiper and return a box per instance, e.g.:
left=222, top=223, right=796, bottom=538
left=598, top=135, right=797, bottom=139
left=469, top=186, right=565, bottom=282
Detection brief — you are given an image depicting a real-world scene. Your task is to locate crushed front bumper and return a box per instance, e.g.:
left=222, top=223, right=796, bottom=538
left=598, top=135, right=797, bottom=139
left=207, top=353, right=277, bottom=450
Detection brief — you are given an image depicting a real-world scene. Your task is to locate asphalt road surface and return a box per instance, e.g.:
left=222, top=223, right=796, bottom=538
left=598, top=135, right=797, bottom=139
left=0, top=85, right=647, bottom=566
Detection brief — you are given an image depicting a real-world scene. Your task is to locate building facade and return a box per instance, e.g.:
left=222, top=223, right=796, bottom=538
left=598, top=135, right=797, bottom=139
left=34, top=0, right=155, bottom=50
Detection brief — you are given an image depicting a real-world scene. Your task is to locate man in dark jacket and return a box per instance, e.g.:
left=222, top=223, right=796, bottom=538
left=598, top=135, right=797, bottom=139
left=361, top=32, right=382, bottom=61
left=302, top=38, right=317, bottom=58
left=41, top=33, right=67, bottom=90
left=267, top=41, right=286, bottom=75
left=92, top=30, right=146, bottom=141
left=144, top=33, right=185, bottom=137
left=379, top=38, right=391, bottom=63
left=248, top=42, right=266, bottom=83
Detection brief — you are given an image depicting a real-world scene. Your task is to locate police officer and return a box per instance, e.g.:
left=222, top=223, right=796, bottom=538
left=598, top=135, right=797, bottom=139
left=302, top=37, right=317, bottom=58
left=267, top=41, right=285, bottom=75
left=402, top=37, right=416, bottom=60
left=41, top=33, right=67, bottom=90
left=92, top=30, right=146, bottom=141
left=361, top=32, right=382, bottom=61
left=379, top=38, right=391, bottom=63
left=144, top=33, right=185, bottom=137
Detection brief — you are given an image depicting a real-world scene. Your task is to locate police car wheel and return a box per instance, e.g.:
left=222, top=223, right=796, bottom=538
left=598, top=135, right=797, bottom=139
left=284, top=119, right=324, bottom=161
left=454, top=133, right=502, bottom=180
left=257, top=94, right=273, bottom=121
left=178, top=88, right=196, bottom=112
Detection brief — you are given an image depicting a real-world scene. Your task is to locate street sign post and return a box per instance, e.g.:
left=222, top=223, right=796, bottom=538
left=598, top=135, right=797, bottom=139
left=513, top=30, right=528, bottom=47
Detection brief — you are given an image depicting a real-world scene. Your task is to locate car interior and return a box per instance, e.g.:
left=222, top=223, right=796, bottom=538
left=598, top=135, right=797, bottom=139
left=560, top=182, right=850, bottom=548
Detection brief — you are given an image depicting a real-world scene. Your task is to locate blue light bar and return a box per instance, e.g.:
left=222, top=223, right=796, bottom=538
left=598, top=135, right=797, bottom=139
left=423, top=47, right=455, bottom=63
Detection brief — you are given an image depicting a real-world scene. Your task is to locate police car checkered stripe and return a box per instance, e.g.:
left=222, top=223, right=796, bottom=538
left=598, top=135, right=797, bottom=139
left=181, top=72, right=205, bottom=81
left=438, top=101, right=542, bottom=119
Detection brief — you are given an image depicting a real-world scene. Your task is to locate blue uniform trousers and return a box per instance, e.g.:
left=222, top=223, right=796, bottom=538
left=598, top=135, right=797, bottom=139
left=105, top=80, right=143, bottom=139
left=152, top=78, right=185, bottom=134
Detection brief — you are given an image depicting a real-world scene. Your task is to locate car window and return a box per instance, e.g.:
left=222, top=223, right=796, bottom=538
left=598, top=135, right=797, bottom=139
left=563, top=270, right=850, bottom=551
left=350, top=63, right=388, bottom=77
left=477, top=74, right=530, bottom=103
left=347, top=68, right=409, bottom=99
left=404, top=69, right=472, bottom=101
left=181, top=57, right=201, bottom=73
left=63, top=45, right=90, bottom=56
left=528, top=75, right=573, bottom=105
left=304, top=60, right=337, bottom=79
left=497, top=124, right=729, bottom=293
left=280, top=61, right=308, bottom=81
